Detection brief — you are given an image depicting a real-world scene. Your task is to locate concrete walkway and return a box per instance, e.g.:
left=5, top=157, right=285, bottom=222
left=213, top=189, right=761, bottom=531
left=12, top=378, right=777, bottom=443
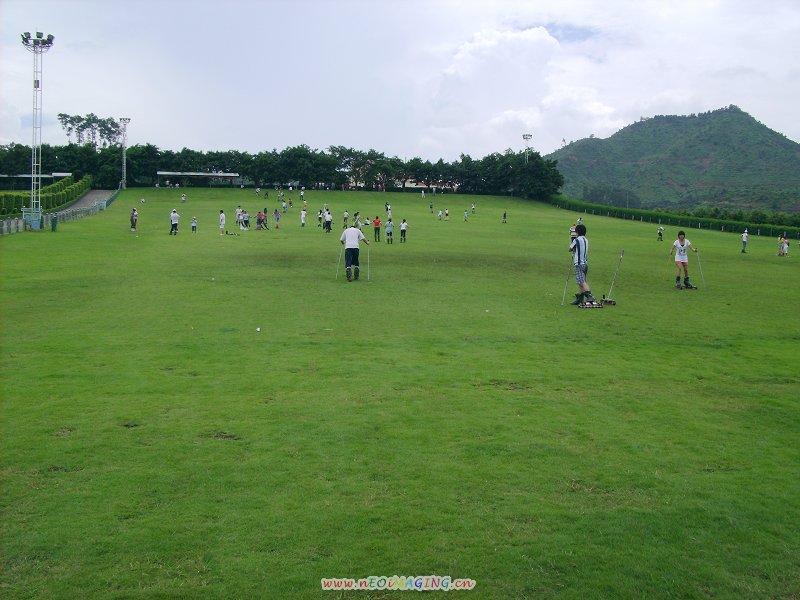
left=67, top=189, right=116, bottom=209
left=0, top=189, right=118, bottom=236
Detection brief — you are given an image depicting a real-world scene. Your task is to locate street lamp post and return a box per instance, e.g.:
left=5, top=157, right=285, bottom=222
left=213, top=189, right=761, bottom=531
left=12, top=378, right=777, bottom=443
left=21, top=31, right=55, bottom=230
left=522, top=133, right=532, bottom=164
left=119, top=118, right=131, bottom=189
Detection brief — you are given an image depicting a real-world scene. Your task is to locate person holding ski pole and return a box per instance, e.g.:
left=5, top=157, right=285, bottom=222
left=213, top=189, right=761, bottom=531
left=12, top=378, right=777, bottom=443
left=670, top=230, right=698, bottom=288
left=569, top=223, right=598, bottom=306
left=340, top=223, right=370, bottom=282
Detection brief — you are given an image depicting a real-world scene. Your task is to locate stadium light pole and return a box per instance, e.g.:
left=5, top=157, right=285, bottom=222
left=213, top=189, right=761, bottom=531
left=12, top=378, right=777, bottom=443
left=21, top=31, right=55, bottom=230
left=119, top=117, right=131, bottom=189
left=522, top=133, right=532, bottom=163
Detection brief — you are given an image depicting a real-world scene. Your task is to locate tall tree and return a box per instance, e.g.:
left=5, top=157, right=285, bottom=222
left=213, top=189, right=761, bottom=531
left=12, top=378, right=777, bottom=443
left=328, top=146, right=368, bottom=188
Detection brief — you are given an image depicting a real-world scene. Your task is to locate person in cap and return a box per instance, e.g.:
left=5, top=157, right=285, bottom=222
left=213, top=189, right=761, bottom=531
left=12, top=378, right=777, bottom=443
left=169, top=209, right=180, bottom=235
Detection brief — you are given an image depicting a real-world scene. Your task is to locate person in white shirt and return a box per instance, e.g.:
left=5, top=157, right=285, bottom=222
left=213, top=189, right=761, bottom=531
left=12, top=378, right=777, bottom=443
left=169, top=209, right=180, bottom=235
left=340, top=224, right=369, bottom=281
left=400, top=219, right=409, bottom=243
left=669, top=230, right=699, bottom=288
left=300, top=209, right=307, bottom=227
left=741, top=229, right=748, bottom=253
left=219, top=210, right=226, bottom=234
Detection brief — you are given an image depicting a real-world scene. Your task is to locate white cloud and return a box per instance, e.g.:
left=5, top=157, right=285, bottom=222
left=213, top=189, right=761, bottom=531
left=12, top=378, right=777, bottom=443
left=1, top=0, right=799, bottom=162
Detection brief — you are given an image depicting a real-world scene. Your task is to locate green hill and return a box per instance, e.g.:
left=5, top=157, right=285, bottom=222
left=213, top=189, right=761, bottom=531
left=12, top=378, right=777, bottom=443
left=547, top=105, right=800, bottom=212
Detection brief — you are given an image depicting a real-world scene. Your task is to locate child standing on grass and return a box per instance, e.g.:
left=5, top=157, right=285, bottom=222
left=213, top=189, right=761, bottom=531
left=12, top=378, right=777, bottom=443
left=569, top=223, right=597, bottom=305
left=219, top=210, right=225, bottom=235
left=373, top=216, right=382, bottom=242
left=385, top=219, right=394, bottom=244
left=400, top=219, right=408, bottom=243
left=191, top=217, right=197, bottom=233
left=670, top=230, right=698, bottom=288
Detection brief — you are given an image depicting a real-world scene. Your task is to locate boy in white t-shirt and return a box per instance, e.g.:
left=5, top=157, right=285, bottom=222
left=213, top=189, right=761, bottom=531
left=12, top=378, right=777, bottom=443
left=669, top=230, right=699, bottom=288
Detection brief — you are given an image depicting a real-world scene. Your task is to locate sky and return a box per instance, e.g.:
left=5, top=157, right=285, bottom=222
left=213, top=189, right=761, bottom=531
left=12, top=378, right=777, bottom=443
left=2, top=0, right=799, bottom=162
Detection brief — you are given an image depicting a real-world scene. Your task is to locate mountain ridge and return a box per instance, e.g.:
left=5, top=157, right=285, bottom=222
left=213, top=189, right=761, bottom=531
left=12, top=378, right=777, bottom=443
left=546, top=106, right=800, bottom=212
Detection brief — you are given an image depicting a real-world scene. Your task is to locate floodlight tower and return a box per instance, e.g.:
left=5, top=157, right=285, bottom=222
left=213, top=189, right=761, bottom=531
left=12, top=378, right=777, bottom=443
left=522, top=133, right=532, bottom=164
left=119, top=117, right=131, bottom=189
left=21, top=31, right=55, bottom=229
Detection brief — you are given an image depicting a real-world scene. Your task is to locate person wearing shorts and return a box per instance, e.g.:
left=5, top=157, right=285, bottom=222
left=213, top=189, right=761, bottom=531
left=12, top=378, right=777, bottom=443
left=569, top=223, right=596, bottom=305
left=385, top=219, right=394, bottom=244
left=670, top=230, right=698, bottom=288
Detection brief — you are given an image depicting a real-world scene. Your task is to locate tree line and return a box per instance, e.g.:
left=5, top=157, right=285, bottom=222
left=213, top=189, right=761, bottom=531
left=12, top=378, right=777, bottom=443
left=0, top=142, right=564, bottom=200
left=56, top=113, right=122, bottom=149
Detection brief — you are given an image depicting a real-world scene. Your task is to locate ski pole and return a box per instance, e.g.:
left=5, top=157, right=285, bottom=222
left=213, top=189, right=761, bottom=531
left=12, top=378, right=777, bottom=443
left=607, top=249, right=625, bottom=299
left=561, top=260, right=573, bottom=306
left=696, top=251, right=705, bottom=285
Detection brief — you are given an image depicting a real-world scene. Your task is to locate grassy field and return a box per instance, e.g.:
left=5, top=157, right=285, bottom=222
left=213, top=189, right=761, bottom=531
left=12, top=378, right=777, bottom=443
left=1, top=187, right=799, bottom=599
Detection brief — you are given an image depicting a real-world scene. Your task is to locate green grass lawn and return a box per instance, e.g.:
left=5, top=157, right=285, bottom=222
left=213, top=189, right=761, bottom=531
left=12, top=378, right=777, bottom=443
left=2, top=187, right=799, bottom=599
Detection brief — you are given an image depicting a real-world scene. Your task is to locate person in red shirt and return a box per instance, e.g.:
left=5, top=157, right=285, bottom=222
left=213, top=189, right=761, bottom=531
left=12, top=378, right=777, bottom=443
left=372, top=216, right=382, bottom=242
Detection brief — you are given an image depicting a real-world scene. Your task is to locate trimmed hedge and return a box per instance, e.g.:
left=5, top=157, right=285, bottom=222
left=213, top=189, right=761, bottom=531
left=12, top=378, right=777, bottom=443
left=0, top=175, right=91, bottom=218
left=547, top=195, right=800, bottom=239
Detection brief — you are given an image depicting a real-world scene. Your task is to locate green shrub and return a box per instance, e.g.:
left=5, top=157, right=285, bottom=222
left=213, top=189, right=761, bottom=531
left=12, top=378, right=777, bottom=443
left=548, top=194, right=800, bottom=238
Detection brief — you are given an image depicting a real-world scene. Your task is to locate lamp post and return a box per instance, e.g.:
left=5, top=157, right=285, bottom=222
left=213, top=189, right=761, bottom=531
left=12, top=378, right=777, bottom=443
left=21, top=32, right=55, bottom=230
left=522, top=133, right=532, bottom=163
left=119, top=118, right=131, bottom=189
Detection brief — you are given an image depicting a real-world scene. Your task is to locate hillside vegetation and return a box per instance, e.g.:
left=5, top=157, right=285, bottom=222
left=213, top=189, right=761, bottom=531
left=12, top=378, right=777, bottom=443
left=547, top=106, right=800, bottom=213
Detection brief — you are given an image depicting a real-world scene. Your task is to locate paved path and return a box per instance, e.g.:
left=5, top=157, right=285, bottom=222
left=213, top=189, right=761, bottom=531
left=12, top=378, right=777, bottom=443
left=66, top=189, right=115, bottom=209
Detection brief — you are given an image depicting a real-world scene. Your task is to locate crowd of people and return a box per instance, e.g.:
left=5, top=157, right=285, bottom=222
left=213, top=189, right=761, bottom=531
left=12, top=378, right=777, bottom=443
left=131, top=190, right=792, bottom=303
